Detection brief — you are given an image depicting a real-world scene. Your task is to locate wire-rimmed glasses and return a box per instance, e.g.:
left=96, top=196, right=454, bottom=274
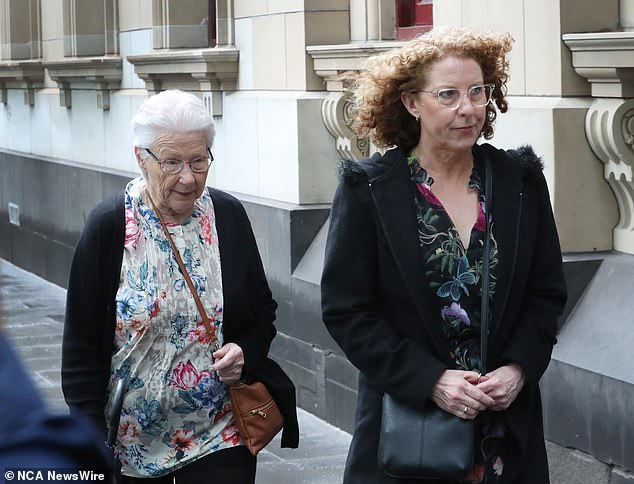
left=416, top=84, right=495, bottom=110
left=145, top=147, right=214, bottom=174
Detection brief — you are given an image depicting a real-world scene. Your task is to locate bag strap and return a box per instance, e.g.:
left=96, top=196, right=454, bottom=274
left=145, top=189, right=220, bottom=350
left=480, top=155, right=493, bottom=375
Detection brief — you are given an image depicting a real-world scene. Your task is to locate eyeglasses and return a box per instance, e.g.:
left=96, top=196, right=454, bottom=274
left=144, top=147, right=214, bottom=174
left=415, top=84, right=494, bottom=110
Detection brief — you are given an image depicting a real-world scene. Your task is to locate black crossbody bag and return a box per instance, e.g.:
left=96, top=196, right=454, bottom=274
left=377, top=155, right=493, bottom=480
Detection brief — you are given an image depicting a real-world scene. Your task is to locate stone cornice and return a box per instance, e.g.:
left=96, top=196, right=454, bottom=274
left=564, top=31, right=634, bottom=253
left=43, top=56, right=123, bottom=110
left=307, top=42, right=400, bottom=92
left=127, top=47, right=239, bottom=116
left=0, top=59, right=45, bottom=86
left=307, top=42, right=399, bottom=161
left=43, top=56, right=122, bottom=88
left=563, top=32, right=634, bottom=97
left=1, top=57, right=122, bottom=107
left=0, top=59, right=45, bottom=105
left=127, top=47, right=239, bottom=92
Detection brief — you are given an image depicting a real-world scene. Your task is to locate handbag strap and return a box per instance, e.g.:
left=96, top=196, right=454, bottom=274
left=145, top=189, right=220, bottom=350
left=480, top=155, right=493, bottom=375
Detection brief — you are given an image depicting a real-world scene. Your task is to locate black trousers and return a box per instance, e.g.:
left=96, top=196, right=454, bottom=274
left=119, top=446, right=256, bottom=484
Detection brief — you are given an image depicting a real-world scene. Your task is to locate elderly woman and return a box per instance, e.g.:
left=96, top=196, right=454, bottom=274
left=62, top=90, right=298, bottom=483
left=321, top=27, right=567, bottom=483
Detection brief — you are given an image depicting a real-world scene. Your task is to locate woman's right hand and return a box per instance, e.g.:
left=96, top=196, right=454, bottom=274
left=430, top=369, right=496, bottom=420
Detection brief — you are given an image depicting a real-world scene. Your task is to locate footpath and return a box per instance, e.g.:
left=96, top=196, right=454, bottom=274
left=0, top=259, right=350, bottom=484
left=0, top=258, right=618, bottom=484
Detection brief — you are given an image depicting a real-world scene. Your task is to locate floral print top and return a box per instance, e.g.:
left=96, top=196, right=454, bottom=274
left=409, top=152, right=498, bottom=371
left=408, top=153, right=509, bottom=483
left=106, top=177, right=240, bottom=478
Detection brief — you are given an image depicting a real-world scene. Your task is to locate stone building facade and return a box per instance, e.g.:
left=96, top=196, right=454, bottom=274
left=1, top=1, right=632, bottom=480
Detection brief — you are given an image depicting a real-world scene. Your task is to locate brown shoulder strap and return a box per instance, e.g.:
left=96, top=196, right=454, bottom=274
left=145, top=190, right=218, bottom=347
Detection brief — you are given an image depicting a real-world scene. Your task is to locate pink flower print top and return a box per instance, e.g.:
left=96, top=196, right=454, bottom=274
left=106, top=177, right=240, bottom=478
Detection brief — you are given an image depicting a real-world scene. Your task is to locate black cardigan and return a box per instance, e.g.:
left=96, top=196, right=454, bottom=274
left=321, top=143, right=567, bottom=483
left=62, top=187, right=299, bottom=449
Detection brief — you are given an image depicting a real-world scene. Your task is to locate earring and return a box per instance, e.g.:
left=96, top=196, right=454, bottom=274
left=414, top=114, right=420, bottom=122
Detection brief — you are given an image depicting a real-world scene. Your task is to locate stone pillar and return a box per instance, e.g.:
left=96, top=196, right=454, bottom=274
left=585, top=98, right=634, bottom=253
left=350, top=0, right=379, bottom=41
left=216, top=0, right=235, bottom=47
left=621, top=0, right=634, bottom=31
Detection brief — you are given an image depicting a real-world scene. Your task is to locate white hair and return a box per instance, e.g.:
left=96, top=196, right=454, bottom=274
left=130, top=90, right=216, bottom=149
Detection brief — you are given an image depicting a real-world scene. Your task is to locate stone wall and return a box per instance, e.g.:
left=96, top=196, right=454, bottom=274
left=1, top=149, right=632, bottom=480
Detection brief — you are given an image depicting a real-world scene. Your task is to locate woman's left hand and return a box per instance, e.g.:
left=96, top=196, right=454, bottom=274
left=476, top=362, right=526, bottom=411
left=211, top=343, right=245, bottom=383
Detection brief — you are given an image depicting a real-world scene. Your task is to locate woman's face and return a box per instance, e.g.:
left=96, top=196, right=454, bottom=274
left=136, top=131, right=209, bottom=224
left=402, top=56, right=487, bottom=156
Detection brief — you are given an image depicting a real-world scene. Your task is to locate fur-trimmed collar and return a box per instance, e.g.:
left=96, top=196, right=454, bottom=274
left=337, top=157, right=367, bottom=183
left=508, top=144, right=544, bottom=183
left=338, top=144, right=544, bottom=183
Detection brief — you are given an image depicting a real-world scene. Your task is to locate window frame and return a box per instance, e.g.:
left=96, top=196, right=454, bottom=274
left=396, top=0, right=433, bottom=41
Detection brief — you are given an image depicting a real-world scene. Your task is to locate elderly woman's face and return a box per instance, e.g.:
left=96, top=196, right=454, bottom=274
left=404, top=56, right=487, bottom=155
left=138, top=131, right=209, bottom=224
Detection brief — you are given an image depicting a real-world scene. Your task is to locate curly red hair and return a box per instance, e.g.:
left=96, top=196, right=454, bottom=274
left=352, top=26, right=513, bottom=150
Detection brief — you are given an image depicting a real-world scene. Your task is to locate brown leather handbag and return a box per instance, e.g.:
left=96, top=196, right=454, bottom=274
left=148, top=191, right=284, bottom=456
left=228, top=380, right=284, bottom=455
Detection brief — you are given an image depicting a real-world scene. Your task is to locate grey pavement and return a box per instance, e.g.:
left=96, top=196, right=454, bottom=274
left=0, top=258, right=350, bottom=484
left=0, top=258, right=621, bottom=484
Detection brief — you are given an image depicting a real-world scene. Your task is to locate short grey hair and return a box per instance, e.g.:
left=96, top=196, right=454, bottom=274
left=131, top=90, right=216, bottom=149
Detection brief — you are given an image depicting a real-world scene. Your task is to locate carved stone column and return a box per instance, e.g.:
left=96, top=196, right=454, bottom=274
left=321, top=90, right=369, bottom=161
left=564, top=31, right=634, bottom=253
left=307, top=42, right=398, bottom=161
left=621, top=0, right=634, bottom=31
left=586, top=98, right=634, bottom=253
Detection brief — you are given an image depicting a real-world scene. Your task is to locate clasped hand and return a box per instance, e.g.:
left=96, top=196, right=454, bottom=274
left=430, top=362, right=525, bottom=420
left=210, top=342, right=245, bottom=383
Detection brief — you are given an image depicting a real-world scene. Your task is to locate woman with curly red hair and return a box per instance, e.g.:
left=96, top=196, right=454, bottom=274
left=322, top=27, right=566, bottom=483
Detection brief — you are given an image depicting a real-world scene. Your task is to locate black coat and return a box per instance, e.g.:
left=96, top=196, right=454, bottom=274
left=62, top=187, right=299, bottom=450
left=321, top=143, right=567, bottom=483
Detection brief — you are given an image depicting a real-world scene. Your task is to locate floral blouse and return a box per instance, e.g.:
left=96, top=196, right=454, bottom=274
left=105, top=177, right=240, bottom=478
left=408, top=153, right=498, bottom=372
left=408, top=153, right=508, bottom=483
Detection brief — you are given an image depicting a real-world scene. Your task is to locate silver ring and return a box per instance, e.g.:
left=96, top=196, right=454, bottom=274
left=463, top=406, right=469, bottom=414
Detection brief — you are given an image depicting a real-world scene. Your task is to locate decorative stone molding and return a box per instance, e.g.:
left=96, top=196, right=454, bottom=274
left=0, top=59, right=45, bottom=106
left=585, top=98, right=634, bottom=254
left=321, top=90, right=370, bottom=161
left=127, top=47, right=239, bottom=116
left=43, top=56, right=122, bottom=110
left=563, top=32, right=634, bottom=97
left=564, top=31, right=634, bottom=253
left=307, top=42, right=398, bottom=161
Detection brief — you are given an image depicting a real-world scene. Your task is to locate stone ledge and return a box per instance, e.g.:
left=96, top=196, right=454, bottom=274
left=0, top=59, right=45, bottom=105
left=541, top=252, right=634, bottom=473
left=127, top=47, right=239, bottom=115
left=43, top=56, right=122, bottom=109
left=563, top=31, right=634, bottom=97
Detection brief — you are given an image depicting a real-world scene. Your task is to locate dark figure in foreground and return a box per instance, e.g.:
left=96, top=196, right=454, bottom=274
left=0, top=320, right=109, bottom=477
